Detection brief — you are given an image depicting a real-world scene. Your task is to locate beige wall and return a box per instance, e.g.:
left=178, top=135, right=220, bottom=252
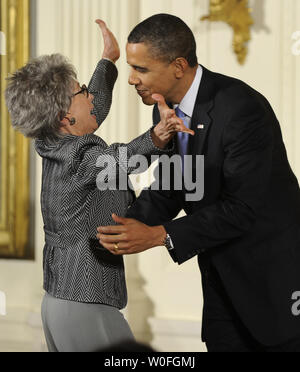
left=0, top=0, right=299, bottom=352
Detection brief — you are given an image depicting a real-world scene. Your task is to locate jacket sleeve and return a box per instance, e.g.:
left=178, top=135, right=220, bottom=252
left=126, top=188, right=182, bottom=226
left=71, top=129, right=174, bottom=188
left=88, top=59, right=118, bottom=126
left=163, top=93, right=274, bottom=264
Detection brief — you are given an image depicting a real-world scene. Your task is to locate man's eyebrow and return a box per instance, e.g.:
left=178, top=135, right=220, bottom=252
left=127, top=63, right=148, bottom=70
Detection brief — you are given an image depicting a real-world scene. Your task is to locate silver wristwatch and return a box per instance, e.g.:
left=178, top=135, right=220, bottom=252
left=164, top=234, right=173, bottom=251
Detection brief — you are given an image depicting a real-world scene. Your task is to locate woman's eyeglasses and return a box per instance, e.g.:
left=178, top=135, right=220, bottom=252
left=72, top=84, right=89, bottom=98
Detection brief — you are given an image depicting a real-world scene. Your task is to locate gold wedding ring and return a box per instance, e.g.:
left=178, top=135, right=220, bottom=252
left=114, top=243, right=119, bottom=251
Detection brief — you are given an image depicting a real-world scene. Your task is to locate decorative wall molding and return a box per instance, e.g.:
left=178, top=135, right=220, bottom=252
left=0, top=31, right=6, bottom=55
left=0, top=307, right=46, bottom=352
left=280, top=0, right=297, bottom=168
left=295, top=1, right=300, bottom=175
left=149, top=317, right=206, bottom=352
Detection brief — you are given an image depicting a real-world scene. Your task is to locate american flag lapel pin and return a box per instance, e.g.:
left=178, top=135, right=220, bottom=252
left=197, top=124, right=205, bottom=130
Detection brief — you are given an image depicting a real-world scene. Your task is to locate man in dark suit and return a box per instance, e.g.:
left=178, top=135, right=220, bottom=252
left=97, top=14, right=300, bottom=352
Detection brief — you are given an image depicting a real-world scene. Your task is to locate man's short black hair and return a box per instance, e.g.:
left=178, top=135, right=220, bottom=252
left=128, top=14, right=198, bottom=67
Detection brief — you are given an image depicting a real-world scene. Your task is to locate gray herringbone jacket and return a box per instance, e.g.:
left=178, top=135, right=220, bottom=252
left=35, top=59, right=171, bottom=308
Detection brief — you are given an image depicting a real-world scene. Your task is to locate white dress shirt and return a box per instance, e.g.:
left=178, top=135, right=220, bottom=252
left=173, top=65, right=203, bottom=128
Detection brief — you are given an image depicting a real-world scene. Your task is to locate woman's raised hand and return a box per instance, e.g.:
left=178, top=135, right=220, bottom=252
left=150, top=94, right=194, bottom=149
left=96, top=19, right=120, bottom=63
left=153, top=94, right=195, bottom=136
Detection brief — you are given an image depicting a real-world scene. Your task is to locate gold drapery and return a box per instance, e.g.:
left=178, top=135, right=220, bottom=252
left=0, top=0, right=30, bottom=258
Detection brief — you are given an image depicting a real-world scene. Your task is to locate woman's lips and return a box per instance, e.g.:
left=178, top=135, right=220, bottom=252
left=90, top=111, right=97, bottom=120
left=90, top=107, right=96, bottom=118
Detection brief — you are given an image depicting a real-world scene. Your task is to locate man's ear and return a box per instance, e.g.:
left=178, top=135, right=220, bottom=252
left=174, top=57, right=189, bottom=79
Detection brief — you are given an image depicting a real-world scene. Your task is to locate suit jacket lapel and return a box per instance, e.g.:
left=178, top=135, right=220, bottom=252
left=189, top=66, right=215, bottom=156
left=189, top=101, right=213, bottom=156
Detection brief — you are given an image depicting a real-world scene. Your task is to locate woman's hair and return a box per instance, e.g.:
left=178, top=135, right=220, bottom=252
left=5, top=54, right=77, bottom=142
left=128, top=14, right=198, bottom=67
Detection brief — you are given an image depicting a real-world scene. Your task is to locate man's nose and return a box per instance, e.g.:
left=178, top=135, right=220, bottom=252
left=128, top=70, right=140, bottom=86
left=89, top=93, right=95, bottom=101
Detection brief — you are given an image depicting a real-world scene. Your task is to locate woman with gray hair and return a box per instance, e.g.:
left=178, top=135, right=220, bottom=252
left=5, top=20, right=193, bottom=352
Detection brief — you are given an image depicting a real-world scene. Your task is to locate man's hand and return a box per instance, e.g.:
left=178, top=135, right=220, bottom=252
left=96, top=214, right=167, bottom=255
left=96, top=19, right=120, bottom=63
left=151, top=94, right=194, bottom=149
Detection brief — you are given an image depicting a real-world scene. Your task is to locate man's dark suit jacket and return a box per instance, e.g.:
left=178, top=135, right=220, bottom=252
left=127, top=65, right=300, bottom=347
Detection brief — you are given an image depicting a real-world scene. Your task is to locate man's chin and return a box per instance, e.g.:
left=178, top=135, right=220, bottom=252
left=141, top=96, right=156, bottom=106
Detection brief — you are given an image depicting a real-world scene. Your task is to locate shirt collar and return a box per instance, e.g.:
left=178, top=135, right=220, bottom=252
left=174, top=65, right=203, bottom=117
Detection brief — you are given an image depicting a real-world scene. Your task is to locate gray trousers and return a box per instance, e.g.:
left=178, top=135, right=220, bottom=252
left=41, top=292, right=135, bottom=352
